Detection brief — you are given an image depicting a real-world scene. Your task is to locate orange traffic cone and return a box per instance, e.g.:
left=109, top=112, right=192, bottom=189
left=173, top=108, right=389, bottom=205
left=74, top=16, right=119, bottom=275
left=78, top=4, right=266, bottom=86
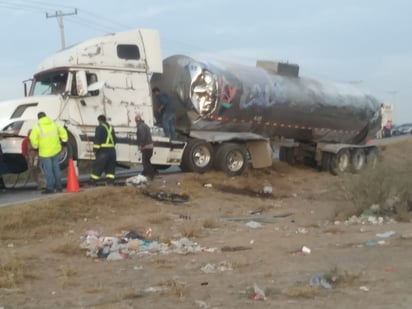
left=66, top=158, right=80, bottom=192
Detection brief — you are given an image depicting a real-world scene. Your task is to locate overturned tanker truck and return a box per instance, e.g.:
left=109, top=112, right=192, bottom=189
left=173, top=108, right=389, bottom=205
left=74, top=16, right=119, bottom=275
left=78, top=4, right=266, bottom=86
left=152, top=54, right=382, bottom=175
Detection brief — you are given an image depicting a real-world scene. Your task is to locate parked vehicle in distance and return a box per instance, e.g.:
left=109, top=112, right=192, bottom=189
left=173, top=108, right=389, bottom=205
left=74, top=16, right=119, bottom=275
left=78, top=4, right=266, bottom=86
left=391, top=123, right=412, bottom=136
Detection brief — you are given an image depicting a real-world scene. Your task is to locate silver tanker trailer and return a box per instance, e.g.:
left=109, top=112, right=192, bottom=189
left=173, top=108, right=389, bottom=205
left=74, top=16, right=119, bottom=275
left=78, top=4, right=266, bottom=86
left=151, top=55, right=382, bottom=175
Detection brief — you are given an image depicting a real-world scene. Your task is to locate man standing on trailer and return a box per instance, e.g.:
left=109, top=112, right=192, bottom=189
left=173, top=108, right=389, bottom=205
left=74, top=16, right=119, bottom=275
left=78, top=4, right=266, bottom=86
left=90, top=115, right=117, bottom=185
left=152, top=87, right=176, bottom=139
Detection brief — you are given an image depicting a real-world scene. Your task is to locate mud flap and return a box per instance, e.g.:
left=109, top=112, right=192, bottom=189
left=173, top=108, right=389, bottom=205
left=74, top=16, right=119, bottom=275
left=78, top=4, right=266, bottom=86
left=246, top=140, right=272, bottom=168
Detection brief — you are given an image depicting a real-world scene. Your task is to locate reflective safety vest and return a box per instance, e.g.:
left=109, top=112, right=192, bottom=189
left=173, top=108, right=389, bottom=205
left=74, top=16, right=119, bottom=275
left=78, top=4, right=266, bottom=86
left=29, top=116, right=68, bottom=158
left=93, top=123, right=115, bottom=151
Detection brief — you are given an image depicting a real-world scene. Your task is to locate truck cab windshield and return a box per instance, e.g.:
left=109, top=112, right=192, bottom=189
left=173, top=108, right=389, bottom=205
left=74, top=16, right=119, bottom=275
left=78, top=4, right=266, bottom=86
left=31, top=71, right=68, bottom=96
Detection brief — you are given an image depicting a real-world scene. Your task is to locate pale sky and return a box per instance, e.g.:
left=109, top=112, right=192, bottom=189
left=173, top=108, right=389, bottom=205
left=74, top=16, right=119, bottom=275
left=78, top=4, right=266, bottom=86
left=0, top=0, right=410, bottom=123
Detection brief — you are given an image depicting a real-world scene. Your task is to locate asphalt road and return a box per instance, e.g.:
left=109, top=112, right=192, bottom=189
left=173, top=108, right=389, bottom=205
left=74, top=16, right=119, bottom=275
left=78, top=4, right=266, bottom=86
left=0, top=167, right=147, bottom=208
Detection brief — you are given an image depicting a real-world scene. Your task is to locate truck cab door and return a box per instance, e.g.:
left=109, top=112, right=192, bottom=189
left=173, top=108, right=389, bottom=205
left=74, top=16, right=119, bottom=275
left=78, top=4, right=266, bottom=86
left=67, top=71, right=105, bottom=128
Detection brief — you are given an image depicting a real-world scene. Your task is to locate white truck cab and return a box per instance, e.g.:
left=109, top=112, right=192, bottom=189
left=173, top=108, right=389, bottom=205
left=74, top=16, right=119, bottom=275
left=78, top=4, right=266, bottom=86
left=0, top=29, right=185, bottom=174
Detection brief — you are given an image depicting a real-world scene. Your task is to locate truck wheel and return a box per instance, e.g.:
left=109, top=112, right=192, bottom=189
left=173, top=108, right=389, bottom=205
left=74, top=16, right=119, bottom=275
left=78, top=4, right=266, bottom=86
left=329, top=149, right=350, bottom=175
left=286, top=147, right=297, bottom=165
left=180, top=139, right=213, bottom=173
left=321, top=152, right=332, bottom=172
left=58, top=141, right=73, bottom=170
left=215, top=143, right=247, bottom=176
left=365, top=148, right=379, bottom=170
left=351, top=149, right=366, bottom=173
left=279, top=147, right=287, bottom=161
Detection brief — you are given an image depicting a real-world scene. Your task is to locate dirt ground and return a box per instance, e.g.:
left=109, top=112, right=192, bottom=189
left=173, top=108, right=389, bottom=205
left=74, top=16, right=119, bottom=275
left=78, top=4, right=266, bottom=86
left=1, top=140, right=412, bottom=309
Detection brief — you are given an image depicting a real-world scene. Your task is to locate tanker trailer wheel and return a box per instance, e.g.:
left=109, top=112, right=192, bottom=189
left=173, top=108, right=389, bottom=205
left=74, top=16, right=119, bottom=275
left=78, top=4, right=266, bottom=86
left=329, top=149, right=350, bottom=175
left=180, top=139, right=214, bottom=173
left=350, top=149, right=366, bottom=173
left=365, top=148, right=379, bottom=170
left=215, top=143, right=247, bottom=176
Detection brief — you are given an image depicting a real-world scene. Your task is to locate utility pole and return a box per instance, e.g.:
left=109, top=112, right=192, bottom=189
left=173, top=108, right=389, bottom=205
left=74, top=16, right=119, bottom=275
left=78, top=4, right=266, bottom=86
left=46, top=9, right=77, bottom=49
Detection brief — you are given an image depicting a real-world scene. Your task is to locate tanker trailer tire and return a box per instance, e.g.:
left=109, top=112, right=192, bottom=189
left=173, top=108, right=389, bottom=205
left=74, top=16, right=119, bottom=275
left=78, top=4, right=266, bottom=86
left=350, top=149, right=366, bottom=173
left=180, top=139, right=214, bottom=173
left=215, top=143, right=247, bottom=176
left=329, top=149, right=350, bottom=175
left=365, top=148, right=379, bottom=170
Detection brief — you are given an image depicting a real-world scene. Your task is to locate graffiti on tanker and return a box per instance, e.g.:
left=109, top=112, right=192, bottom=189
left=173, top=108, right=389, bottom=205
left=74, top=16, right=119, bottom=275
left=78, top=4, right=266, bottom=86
left=240, top=80, right=287, bottom=109
left=219, top=76, right=237, bottom=106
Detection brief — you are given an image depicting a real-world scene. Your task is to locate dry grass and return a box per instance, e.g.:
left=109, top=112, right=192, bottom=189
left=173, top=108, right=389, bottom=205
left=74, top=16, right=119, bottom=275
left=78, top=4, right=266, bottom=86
left=152, top=258, right=175, bottom=269
left=285, top=286, right=320, bottom=298
left=0, top=187, right=144, bottom=239
left=0, top=254, right=37, bottom=288
left=231, top=257, right=251, bottom=270
left=147, top=213, right=170, bottom=225
left=336, top=158, right=412, bottom=219
left=323, top=266, right=363, bottom=288
left=58, top=265, right=78, bottom=288
left=202, top=218, right=221, bottom=229
left=53, top=241, right=84, bottom=255
left=158, top=278, right=187, bottom=298
left=178, top=223, right=203, bottom=238
left=323, top=226, right=343, bottom=234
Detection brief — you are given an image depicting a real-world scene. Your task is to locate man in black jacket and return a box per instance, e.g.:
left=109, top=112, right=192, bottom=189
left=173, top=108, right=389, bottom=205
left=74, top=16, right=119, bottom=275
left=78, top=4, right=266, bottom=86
left=135, top=114, right=156, bottom=179
left=90, top=115, right=117, bottom=185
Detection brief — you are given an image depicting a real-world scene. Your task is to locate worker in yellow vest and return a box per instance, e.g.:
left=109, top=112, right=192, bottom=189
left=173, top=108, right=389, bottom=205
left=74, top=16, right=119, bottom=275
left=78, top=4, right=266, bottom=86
left=29, top=112, right=68, bottom=194
left=90, top=115, right=117, bottom=185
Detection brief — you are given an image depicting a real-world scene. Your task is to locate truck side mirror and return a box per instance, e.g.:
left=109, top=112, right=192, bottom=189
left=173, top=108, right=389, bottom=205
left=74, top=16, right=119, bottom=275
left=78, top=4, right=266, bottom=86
left=76, top=71, right=88, bottom=96
left=88, top=81, right=104, bottom=92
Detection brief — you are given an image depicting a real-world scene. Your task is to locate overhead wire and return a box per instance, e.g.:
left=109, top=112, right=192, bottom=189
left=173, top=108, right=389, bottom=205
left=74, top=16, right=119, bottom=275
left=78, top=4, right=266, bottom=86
left=0, top=0, right=210, bottom=58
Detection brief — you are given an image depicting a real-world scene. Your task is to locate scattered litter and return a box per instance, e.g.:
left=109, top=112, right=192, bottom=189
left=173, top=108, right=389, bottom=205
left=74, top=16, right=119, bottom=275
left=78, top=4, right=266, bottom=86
left=201, top=261, right=232, bottom=273
left=107, top=251, right=125, bottom=261
left=203, top=183, right=213, bottom=188
left=296, top=227, right=308, bottom=234
left=221, top=246, right=252, bottom=252
left=376, top=231, right=396, bottom=238
left=262, top=185, right=273, bottom=195
left=195, top=300, right=209, bottom=309
left=142, top=190, right=189, bottom=203
left=309, top=274, right=332, bottom=289
left=245, top=221, right=263, bottom=229
left=133, top=266, right=143, bottom=271
left=347, top=214, right=392, bottom=225
left=145, top=228, right=152, bottom=238
left=200, top=282, right=208, bottom=286
left=364, top=240, right=386, bottom=247
left=80, top=231, right=216, bottom=260
left=250, top=283, right=266, bottom=301
left=250, top=239, right=255, bottom=245
left=7, top=243, right=14, bottom=248
left=143, top=286, right=168, bottom=293
left=384, top=266, right=396, bottom=272
left=301, top=246, right=311, bottom=254
left=126, top=174, right=148, bottom=187
left=359, top=286, right=369, bottom=292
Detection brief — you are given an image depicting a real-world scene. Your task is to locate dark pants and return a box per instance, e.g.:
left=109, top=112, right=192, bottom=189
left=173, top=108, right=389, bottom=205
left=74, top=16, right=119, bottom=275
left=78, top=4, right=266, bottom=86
left=142, top=148, right=155, bottom=178
left=90, top=148, right=116, bottom=184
